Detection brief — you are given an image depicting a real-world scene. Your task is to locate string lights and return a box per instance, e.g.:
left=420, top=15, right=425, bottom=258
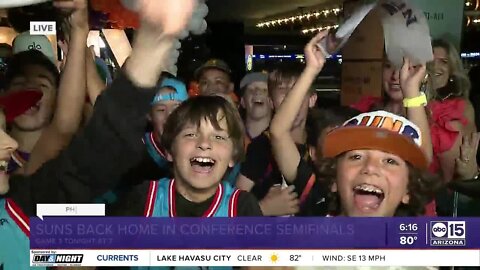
left=301, top=24, right=339, bottom=34
left=465, top=0, right=480, bottom=10
left=467, top=16, right=480, bottom=26
left=256, top=7, right=341, bottom=28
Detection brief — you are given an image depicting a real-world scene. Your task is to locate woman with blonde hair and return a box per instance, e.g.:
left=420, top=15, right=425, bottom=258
left=427, top=39, right=480, bottom=217
left=427, top=39, right=478, bottom=184
left=427, top=39, right=471, bottom=100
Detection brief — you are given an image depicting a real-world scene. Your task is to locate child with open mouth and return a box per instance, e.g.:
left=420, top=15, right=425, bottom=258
left=270, top=30, right=439, bottom=217
left=321, top=111, right=440, bottom=217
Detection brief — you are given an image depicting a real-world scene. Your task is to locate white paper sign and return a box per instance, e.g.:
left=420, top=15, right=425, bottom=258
left=317, top=1, right=378, bottom=57
left=0, top=0, right=49, bottom=8
left=379, top=0, right=433, bottom=67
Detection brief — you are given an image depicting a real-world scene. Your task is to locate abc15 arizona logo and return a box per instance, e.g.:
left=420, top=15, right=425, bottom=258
left=430, top=221, right=466, bottom=247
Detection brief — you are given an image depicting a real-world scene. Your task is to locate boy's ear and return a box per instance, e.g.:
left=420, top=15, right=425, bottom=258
left=166, top=151, right=173, bottom=162
left=228, top=159, right=235, bottom=168
left=401, top=193, right=410, bottom=204
left=331, top=182, right=338, bottom=192
left=240, top=97, right=246, bottom=109
left=309, top=93, right=318, bottom=108
left=308, top=146, right=317, bottom=162
left=268, top=97, right=274, bottom=110
left=146, top=113, right=152, bottom=122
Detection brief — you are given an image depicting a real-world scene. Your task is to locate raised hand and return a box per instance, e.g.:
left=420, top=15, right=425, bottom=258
left=259, top=185, right=300, bottom=216
left=305, top=30, right=328, bottom=74
left=137, top=0, right=196, bottom=36
left=53, top=0, right=89, bottom=34
left=400, top=57, right=427, bottom=98
left=455, top=132, right=480, bottom=179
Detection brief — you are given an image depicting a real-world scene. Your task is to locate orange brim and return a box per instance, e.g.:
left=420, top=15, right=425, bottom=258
left=322, top=126, right=428, bottom=170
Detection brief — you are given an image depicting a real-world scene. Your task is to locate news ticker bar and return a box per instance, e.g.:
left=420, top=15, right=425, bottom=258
left=30, top=249, right=480, bottom=267
left=31, top=217, right=480, bottom=249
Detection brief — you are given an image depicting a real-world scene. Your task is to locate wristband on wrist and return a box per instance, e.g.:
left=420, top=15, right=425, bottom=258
left=403, top=92, right=427, bottom=108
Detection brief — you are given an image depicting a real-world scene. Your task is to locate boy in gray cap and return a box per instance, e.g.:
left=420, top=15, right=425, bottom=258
left=239, top=72, right=272, bottom=141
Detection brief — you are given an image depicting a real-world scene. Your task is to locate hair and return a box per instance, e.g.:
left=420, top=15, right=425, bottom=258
left=5, top=50, right=60, bottom=88
left=0, top=43, right=12, bottom=52
left=306, top=107, right=360, bottom=147
left=316, top=157, right=441, bottom=216
left=267, top=61, right=306, bottom=98
left=426, top=39, right=471, bottom=100
left=161, top=95, right=245, bottom=163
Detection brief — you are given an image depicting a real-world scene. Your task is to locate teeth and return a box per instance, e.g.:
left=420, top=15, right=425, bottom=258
left=0, top=160, right=8, bottom=172
left=354, top=184, right=383, bottom=194
left=192, top=157, right=214, bottom=163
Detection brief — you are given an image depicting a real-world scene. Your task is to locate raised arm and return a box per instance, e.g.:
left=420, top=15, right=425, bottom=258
left=7, top=0, right=195, bottom=216
left=24, top=0, right=89, bottom=175
left=400, top=57, right=433, bottom=163
left=269, top=31, right=326, bottom=183
left=85, top=46, right=107, bottom=105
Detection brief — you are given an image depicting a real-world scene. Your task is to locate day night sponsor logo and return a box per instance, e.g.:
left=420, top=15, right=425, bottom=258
left=32, top=254, right=83, bottom=264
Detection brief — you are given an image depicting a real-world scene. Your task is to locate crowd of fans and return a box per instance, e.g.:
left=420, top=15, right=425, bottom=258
left=0, top=0, right=478, bottom=269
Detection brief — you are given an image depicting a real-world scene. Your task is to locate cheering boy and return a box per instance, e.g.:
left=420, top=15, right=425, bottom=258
left=270, top=31, right=439, bottom=217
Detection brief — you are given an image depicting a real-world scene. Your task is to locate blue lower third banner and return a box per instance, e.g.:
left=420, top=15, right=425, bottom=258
left=30, top=217, right=480, bottom=249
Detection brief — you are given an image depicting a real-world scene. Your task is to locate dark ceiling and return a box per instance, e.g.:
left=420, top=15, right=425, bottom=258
left=206, top=0, right=343, bottom=25
left=0, top=0, right=343, bottom=34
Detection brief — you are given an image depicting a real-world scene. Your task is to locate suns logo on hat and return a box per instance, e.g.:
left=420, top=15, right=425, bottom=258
left=344, top=111, right=422, bottom=146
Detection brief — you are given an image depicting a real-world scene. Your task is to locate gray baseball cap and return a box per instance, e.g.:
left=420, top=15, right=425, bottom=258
left=239, top=72, right=268, bottom=96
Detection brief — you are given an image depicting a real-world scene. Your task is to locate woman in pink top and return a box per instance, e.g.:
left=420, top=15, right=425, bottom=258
left=427, top=39, right=478, bottom=184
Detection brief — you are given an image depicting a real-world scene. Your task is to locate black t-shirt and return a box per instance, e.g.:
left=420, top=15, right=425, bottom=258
left=293, top=158, right=329, bottom=216
left=240, top=132, right=308, bottom=200
left=239, top=132, right=328, bottom=216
